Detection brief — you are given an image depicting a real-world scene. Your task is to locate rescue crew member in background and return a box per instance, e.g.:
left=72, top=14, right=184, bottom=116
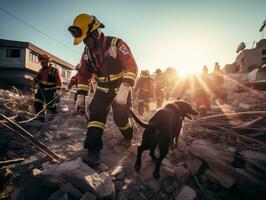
left=67, top=72, right=78, bottom=102
left=164, top=67, right=179, bottom=100
left=202, top=65, right=209, bottom=83
left=68, top=13, right=138, bottom=166
left=154, top=68, right=165, bottom=108
left=67, top=65, right=94, bottom=113
left=134, top=70, right=154, bottom=116
left=34, top=53, right=61, bottom=121
left=212, top=62, right=223, bottom=87
left=175, top=73, right=211, bottom=115
left=212, top=62, right=226, bottom=103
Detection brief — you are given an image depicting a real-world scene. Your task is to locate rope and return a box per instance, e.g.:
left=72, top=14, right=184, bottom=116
left=18, top=96, right=58, bottom=124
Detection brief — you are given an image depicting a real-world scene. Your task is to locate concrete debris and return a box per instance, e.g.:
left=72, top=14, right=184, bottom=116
left=39, top=158, right=115, bottom=199
left=80, top=192, right=97, bottom=200
left=175, top=185, right=196, bottom=200
left=185, top=159, right=202, bottom=174
left=60, top=182, right=83, bottom=200
left=1, top=87, right=266, bottom=200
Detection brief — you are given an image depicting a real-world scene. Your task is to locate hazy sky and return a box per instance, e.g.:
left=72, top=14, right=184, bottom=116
left=0, top=0, right=265, bottom=75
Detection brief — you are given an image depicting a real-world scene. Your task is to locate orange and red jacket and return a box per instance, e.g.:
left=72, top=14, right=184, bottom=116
left=77, top=33, right=138, bottom=94
left=68, top=73, right=93, bottom=92
left=35, top=65, right=61, bottom=91
left=67, top=74, right=78, bottom=90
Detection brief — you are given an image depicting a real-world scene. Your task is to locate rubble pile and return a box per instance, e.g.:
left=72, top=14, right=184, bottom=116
left=1, top=88, right=266, bottom=200
left=176, top=109, right=266, bottom=200
left=0, top=88, right=39, bottom=162
left=15, top=158, right=115, bottom=200
left=0, top=88, right=35, bottom=117
left=227, top=90, right=266, bottom=111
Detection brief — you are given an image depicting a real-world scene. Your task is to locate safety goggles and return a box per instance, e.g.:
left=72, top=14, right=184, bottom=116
left=68, top=26, right=82, bottom=38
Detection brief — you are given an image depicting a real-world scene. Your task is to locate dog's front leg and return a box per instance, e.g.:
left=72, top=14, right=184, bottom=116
left=153, top=142, right=169, bottom=179
left=134, top=146, right=145, bottom=172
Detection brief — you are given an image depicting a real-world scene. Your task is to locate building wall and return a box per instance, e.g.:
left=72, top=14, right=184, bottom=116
left=25, top=48, right=41, bottom=72
left=0, top=43, right=73, bottom=89
left=0, top=47, right=26, bottom=69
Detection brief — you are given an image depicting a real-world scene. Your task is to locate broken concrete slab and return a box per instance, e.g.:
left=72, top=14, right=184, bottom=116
left=175, top=166, right=190, bottom=184
left=175, top=185, right=196, bottom=200
left=38, top=158, right=115, bottom=199
left=239, top=150, right=266, bottom=174
left=60, top=182, right=83, bottom=200
left=185, top=159, right=202, bottom=174
left=189, top=139, right=235, bottom=174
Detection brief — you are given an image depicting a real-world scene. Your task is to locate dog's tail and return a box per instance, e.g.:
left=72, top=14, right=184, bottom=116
left=130, top=108, right=148, bottom=128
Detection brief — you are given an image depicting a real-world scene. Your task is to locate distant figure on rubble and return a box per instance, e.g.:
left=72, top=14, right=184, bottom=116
left=212, top=62, right=223, bottom=86
left=68, top=13, right=138, bottom=166
left=202, top=65, right=209, bottom=82
left=154, top=68, right=165, bottom=108
left=34, top=53, right=62, bottom=121
left=176, top=72, right=211, bottom=115
left=134, top=70, right=154, bottom=116
left=212, top=62, right=226, bottom=103
left=164, top=67, right=179, bottom=100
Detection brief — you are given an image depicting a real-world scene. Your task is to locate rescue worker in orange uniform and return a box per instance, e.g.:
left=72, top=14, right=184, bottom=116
left=164, top=67, right=179, bottom=100
left=195, top=66, right=211, bottom=114
left=154, top=68, right=165, bottom=108
left=34, top=53, right=61, bottom=121
left=134, top=70, right=154, bottom=116
left=176, top=73, right=211, bottom=115
left=67, top=64, right=88, bottom=103
left=68, top=13, right=138, bottom=166
left=202, top=65, right=209, bottom=83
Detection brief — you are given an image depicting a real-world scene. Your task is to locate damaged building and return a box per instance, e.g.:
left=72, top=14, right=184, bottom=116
left=0, top=39, right=74, bottom=90
left=224, top=39, right=266, bottom=90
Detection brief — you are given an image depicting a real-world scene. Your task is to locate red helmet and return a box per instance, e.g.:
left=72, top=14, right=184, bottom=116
left=38, top=53, right=51, bottom=62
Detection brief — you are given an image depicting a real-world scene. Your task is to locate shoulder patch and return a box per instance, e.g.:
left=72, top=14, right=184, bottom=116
left=119, top=44, right=129, bottom=55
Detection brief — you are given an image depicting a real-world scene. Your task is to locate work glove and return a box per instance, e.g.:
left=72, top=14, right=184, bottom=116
left=115, top=83, right=130, bottom=105
left=75, top=94, right=85, bottom=113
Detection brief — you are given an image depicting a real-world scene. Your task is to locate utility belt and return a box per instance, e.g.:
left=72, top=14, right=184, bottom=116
left=95, top=72, right=124, bottom=93
left=95, top=71, right=124, bottom=83
left=39, top=81, right=57, bottom=91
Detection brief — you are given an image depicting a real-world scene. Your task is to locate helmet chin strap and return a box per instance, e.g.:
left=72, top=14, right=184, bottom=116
left=84, top=29, right=102, bottom=50
left=89, top=32, right=98, bottom=49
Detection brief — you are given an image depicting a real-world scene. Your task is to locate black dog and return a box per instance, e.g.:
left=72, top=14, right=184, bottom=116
left=131, top=100, right=198, bottom=179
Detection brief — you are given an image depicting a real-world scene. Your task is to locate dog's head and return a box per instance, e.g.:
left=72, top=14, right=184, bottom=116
left=175, top=100, right=199, bottom=120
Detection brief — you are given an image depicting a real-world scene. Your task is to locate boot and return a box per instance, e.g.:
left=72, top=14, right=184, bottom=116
left=82, top=150, right=101, bottom=166
left=120, top=127, right=133, bottom=149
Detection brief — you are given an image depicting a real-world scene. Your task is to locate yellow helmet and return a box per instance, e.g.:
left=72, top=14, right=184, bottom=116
left=68, top=13, right=105, bottom=45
